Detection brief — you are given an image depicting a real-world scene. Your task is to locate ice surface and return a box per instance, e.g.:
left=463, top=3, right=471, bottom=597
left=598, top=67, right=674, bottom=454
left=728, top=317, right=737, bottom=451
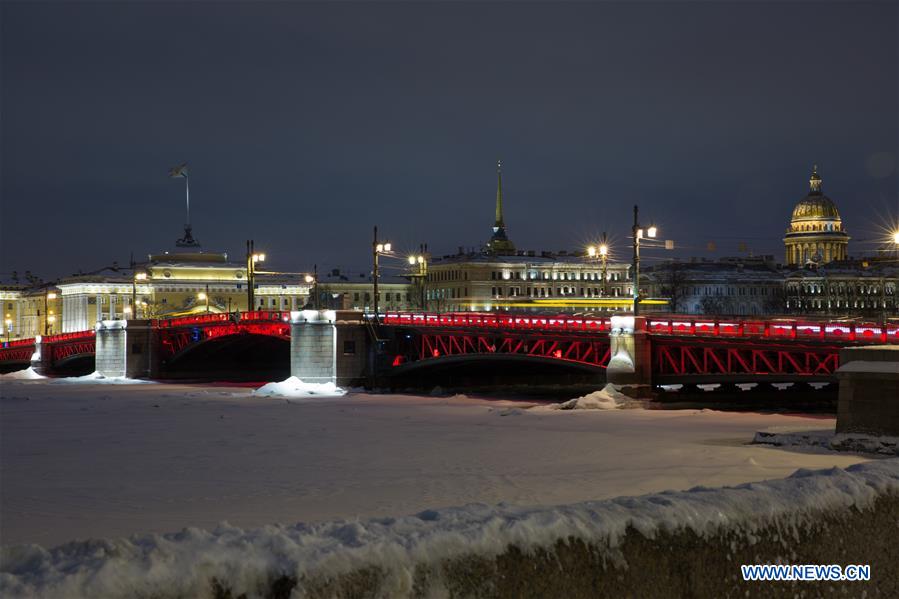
left=2, top=459, right=897, bottom=599
left=0, top=380, right=868, bottom=550
left=253, top=376, right=345, bottom=398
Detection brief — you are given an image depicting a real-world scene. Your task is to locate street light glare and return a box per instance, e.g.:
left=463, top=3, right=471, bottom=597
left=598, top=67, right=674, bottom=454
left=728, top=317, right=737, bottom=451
left=647, top=225, right=658, bottom=238
left=305, top=274, right=314, bottom=283
left=417, top=255, right=424, bottom=264
left=384, top=243, right=392, bottom=252
left=408, top=256, right=417, bottom=265
left=47, top=292, right=57, bottom=300
left=587, top=245, right=597, bottom=257
left=135, top=272, right=147, bottom=280
left=599, top=244, right=608, bottom=256
left=198, top=292, right=207, bottom=300
left=893, top=230, right=899, bottom=244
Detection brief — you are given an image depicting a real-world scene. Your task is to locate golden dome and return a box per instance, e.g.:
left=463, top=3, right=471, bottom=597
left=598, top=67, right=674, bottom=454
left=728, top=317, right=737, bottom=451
left=790, top=165, right=841, bottom=222
left=791, top=196, right=841, bottom=221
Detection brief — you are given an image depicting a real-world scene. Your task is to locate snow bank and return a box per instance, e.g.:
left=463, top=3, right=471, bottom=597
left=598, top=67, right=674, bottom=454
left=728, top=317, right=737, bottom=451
left=46, top=371, right=150, bottom=385
left=0, top=367, right=44, bottom=380
left=539, top=384, right=638, bottom=410
left=754, top=429, right=899, bottom=456
left=253, top=376, right=345, bottom=398
left=4, top=459, right=896, bottom=599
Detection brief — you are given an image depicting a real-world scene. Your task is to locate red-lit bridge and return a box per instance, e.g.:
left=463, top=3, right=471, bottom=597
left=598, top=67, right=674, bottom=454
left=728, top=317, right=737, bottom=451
left=1, top=310, right=897, bottom=384
left=380, top=312, right=898, bottom=384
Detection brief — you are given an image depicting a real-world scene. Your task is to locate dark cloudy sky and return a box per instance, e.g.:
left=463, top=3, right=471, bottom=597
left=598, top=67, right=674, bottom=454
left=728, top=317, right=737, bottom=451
left=2, top=1, right=897, bottom=280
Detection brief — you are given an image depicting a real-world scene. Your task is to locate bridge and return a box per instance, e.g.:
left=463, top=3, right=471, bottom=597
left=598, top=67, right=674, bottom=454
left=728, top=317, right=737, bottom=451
left=1, top=310, right=897, bottom=388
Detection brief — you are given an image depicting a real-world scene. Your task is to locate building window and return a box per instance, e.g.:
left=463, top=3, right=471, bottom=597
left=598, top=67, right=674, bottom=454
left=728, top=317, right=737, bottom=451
left=343, top=340, right=356, bottom=355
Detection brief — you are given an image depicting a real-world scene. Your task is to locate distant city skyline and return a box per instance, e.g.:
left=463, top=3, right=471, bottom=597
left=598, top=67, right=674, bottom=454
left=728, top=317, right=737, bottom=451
left=2, top=1, right=896, bottom=280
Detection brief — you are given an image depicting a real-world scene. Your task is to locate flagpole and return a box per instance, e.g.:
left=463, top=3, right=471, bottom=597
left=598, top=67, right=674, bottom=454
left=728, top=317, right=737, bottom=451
left=185, top=174, right=190, bottom=228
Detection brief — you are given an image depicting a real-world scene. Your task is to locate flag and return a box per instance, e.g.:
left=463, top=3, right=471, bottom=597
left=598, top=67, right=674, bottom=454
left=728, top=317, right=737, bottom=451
left=169, top=163, right=188, bottom=178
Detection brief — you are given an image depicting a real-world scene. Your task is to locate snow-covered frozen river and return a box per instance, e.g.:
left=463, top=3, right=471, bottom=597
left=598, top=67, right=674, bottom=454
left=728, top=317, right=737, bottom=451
left=0, top=376, right=867, bottom=547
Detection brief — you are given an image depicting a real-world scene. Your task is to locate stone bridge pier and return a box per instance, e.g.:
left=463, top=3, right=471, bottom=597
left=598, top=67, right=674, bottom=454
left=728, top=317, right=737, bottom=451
left=606, top=315, right=653, bottom=392
left=94, top=319, right=156, bottom=378
left=289, top=310, right=370, bottom=387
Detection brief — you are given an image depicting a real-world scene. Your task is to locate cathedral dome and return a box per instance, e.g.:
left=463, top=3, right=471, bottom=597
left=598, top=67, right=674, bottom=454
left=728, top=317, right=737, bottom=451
left=791, top=195, right=841, bottom=221
left=783, top=165, right=849, bottom=266
left=789, top=166, right=841, bottom=222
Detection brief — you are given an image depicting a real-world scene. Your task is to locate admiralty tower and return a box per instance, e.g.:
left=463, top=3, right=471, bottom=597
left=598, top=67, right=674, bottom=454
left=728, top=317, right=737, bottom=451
left=783, top=165, right=850, bottom=266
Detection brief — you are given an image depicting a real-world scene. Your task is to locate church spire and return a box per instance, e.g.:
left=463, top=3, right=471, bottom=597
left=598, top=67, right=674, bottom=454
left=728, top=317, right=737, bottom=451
left=495, top=159, right=504, bottom=228
left=486, top=159, right=515, bottom=255
left=809, top=164, right=822, bottom=193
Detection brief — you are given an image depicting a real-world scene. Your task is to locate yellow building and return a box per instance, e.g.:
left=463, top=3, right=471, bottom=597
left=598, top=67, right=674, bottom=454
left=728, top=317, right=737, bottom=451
left=784, top=165, right=850, bottom=266
left=1, top=283, right=61, bottom=340
left=57, top=251, right=312, bottom=333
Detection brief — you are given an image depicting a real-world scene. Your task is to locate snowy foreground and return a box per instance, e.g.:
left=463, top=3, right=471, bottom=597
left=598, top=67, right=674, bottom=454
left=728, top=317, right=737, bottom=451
left=0, top=377, right=869, bottom=550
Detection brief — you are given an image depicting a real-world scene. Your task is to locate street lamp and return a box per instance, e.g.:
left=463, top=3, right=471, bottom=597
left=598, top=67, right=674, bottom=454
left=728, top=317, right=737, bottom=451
left=893, top=230, right=899, bottom=245
left=407, top=252, right=428, bottom=309
left=198, top=290, right=209, bottom=313
left=632, top=206, right=659, bottom=316
left=5, top=318, right=11, bottom=342
left=44, top=291, right=57, bottom=335
left=246, top=240, right=266, bottom=313
left=304, top=266, right=319, bottom=310
left=132, top=272, right=147, bottom=319
left=372, top=226, right=393, bottom=322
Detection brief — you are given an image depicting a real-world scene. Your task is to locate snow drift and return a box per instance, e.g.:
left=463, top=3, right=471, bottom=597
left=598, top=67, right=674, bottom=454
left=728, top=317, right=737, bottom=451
left=253, top=376, right=345, bottom=398
left=539, top=384, right=640, bottom=410
left=3, top=459, right=898, bottom=598
left=0, top=367, right=44, bottom=380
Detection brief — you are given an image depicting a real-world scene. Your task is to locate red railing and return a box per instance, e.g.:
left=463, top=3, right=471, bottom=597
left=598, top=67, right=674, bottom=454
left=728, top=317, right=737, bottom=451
left=1, top=337, right=37, bottom=348
left=646, top=317, right=898, bottom=344
left=43, top=330, right=95, bottom=343
left=381, top=312, right=612, bottom=333
left=155, top=311, right=291, bottom=328
left=382, top=311, right=898, bottom=344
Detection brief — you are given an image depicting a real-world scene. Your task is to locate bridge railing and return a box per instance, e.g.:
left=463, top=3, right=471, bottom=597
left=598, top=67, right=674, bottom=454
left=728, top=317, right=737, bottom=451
left=41, top=330, right=96, bottom=343
left=155, top=311, right=291, bottom=328
left=647, top=317, right=898, bottom=343
left=381, top=312, right=612, bottom=332
left=1, top=337, right=38, bottom=348
left=380, top=311, right=898, bottom=343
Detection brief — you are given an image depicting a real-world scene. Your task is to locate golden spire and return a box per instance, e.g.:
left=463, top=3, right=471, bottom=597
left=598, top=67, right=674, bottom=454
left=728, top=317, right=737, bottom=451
left=495, top=159, right=504, bottom=228
left=809, top=164, right=822, bottom=193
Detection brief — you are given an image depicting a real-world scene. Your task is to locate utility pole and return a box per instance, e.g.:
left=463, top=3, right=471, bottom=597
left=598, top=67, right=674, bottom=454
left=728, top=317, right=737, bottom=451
left=246, top=239, right=254, bottom=313
left=632, top=206, right=640, bottom=316
left=372, top=226, right=380, bottom=323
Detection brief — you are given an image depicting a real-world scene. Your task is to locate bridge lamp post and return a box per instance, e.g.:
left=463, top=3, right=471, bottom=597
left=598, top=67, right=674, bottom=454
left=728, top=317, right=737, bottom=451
left=246, top=240, right=266, bottom=313
left=632, top=205, right=658, bottom=316
left=407, top=254, right=427, bottom=310
left=44, top=291, right=57, bottom=335
left=198, top=291, right=209, bottom=313
left=372, top=226, right=394, bottom=323
left=5, top=318, right=12, bottom=342
left=588, top=233, right=610, bottom=299
left=304, top=270, right=318, bottom=310
left=132, top=272, right=147, bottom=319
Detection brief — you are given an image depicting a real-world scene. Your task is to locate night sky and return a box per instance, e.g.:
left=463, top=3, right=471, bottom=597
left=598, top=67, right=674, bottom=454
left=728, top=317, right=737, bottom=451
left=2, top=1, right=897, bottom=281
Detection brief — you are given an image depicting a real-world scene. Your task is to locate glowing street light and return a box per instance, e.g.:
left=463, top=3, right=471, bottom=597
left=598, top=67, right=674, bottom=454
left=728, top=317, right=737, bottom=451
left=44, top=291, right=57, bottom=335
left=372, top=226, right=396, bottom=322
left=893, top=230, right=899, bottom=245
left=587, top=233, right=611, bottom=297
left=246, top=240, right=267, bottom=312
left=131, top=272, right=147, bottom=319
left=632, top=207, right=659, bottom=316
left=4, top=318, right=11, bottom=342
